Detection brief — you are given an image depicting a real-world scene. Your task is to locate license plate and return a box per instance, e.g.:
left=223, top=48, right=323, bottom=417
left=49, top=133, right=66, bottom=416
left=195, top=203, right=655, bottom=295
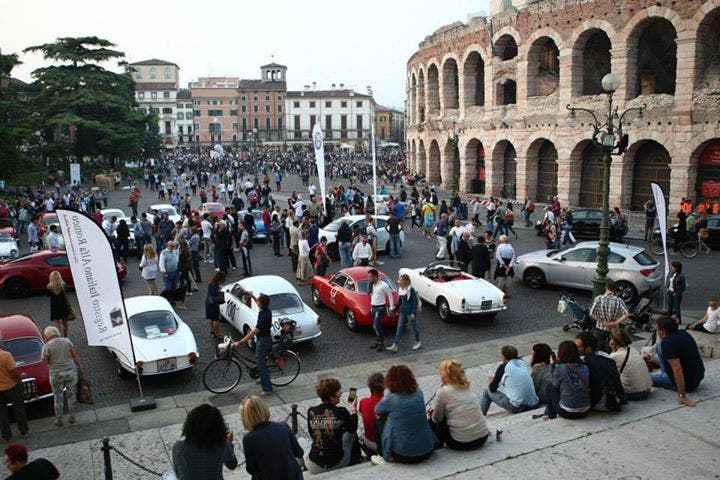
left=157, top=358, right=177, bottom=372
left=22, top=379, right=37, bottom=399
left=294, top=328, right=302, bottom=336
left=481, top=300, right=493, bottom=311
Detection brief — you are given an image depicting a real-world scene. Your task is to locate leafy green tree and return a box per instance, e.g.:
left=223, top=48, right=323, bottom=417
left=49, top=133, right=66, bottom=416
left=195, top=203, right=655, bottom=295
left=25, top=37, right=158, bottom=168
left=0, top=52, right=34, bottom=180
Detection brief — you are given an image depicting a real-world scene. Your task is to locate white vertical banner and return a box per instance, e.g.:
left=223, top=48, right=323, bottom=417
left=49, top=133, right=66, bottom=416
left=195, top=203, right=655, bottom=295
left=56, top=209, right=133, bottom=356
left=69, top=163, right=81, bottom=186
left=371, top=122, right=378, bottom=215
left=312, top=123, right=327, bottom=214
left=650, top=183, right=670, bottom=280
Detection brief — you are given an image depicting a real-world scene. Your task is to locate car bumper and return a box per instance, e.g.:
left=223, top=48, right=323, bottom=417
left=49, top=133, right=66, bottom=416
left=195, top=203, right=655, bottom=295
left=290, top=330, right=322, bottom=343
left=454, top=304, right=507, bottom=315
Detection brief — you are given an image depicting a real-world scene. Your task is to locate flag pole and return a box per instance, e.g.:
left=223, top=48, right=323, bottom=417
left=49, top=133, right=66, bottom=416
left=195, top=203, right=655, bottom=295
left=371, top=123, right=378, bottom=216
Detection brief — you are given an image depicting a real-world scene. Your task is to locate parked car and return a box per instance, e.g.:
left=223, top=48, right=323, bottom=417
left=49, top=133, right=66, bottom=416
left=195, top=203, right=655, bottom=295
left=194, top=202, right=226, bottom=219
left=112, top=216, right=139, bottom=252
left=147, top=204, right=181, bottom=224
left=311, top=267, right=398, bottom=331
left=0, top=251, right=128, bottom=298
left=701, top=215, right=720, bottom=250
left=100, top=208, right=126, bottom=222
left=515, top=241, right=662, bottom=305
left=319, top=215, right=405, bottom=260
left=570, top=208, right=627, bottom=241
left=37, top=213, right=65, bottom=250
left=399, top=260, right=506, bottom=321
left=220, top=275, right=321, bottom=347
left=0, top=219, right=18, bottom=239
left=112, top=295, right=199, bottom=378
left=0, top=233, right=19, bottom=262
left=0, top=314, right=51, bottom=404
left=238, top=210, right=268, bottom=242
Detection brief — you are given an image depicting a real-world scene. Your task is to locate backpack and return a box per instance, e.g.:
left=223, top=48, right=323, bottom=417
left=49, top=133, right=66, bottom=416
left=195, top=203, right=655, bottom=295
left=527, top=202, right=536, bottom=213
left=505, top=210, right=515, bottom=223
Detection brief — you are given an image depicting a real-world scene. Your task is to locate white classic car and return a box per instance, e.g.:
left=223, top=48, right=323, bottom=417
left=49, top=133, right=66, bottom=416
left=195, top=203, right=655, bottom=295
left=0, top=233, right=19, bottom=262
left=100, top=208, right=126, bottom=222
left=147, top=204, right=182, bottom=224
left=220, top=275, right=321, bottom=347
left=399, top=260, right=507, bottom=321
left=319, top=215, right=406, bottom=259
left=110, top=296, right=199, bottom=377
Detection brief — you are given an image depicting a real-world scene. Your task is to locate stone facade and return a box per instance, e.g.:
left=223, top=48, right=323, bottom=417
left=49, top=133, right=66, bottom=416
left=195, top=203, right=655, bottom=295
left=405, top=0, right=720, bottom=210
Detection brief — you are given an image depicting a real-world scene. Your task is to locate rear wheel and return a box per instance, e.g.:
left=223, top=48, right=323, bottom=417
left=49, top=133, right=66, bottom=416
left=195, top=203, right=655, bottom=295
left=4, top=277, right=30, bottom=298
left=437, top=297, right=452, bottom=322
left=615, top=281, right=638, bottom=306
left=344, top=309, right=359, bottom=332
left=268, top=350, right=301, bottom=386
left=649, top=234, right=665, bottom=255
left=523, top=268, right=546, bottom=289
left=680, top=240, right=698, bottom=259
left=203, top=358, right=242, bottom=394
left=116, top=357, right=133, bottom=380
left=311, top=286, right=323, bottom=308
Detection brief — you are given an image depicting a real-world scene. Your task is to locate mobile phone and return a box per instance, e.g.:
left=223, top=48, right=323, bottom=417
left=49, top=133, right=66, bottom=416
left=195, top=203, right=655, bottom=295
left=348, top=388, right=357, bottom=403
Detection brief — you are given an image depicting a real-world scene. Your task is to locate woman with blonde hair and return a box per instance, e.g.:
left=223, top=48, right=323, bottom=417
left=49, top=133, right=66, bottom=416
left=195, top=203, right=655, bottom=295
left=46, top=271, right=72, bottom=337
left=428, top=360, right=489, bottom=450
left=139, top=243, right=159, bottom=295
left=41, top=326, right=84, bottom=427
left=387, top=273, right=421, bottom=353
left=239, top=395, right=304, bottom=479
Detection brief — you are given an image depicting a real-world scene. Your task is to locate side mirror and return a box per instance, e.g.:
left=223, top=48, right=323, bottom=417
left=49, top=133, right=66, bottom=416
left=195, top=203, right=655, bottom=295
left=557, top=256, right=566, bottom=262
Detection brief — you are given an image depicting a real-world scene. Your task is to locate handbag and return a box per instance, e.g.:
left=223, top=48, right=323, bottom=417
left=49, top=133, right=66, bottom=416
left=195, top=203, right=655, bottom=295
left=64, top=294, right=77, bottom=321
left=77, top=374, right=94, bottom=404
left=209, top=293, right=225, bottom=305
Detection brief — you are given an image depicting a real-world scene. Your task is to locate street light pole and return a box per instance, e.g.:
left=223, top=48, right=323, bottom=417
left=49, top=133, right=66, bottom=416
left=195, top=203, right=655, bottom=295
left=567, top=73, right=646, bottom=299
left=449, top=119, right=460, bottom=193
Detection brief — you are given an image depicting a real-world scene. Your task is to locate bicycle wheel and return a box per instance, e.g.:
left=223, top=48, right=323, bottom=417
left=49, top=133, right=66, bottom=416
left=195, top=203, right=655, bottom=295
left=203, top=358, right=242, bottom=394
left=649, top=234, right=665, bottom=255
left=680, top=240, right=698, bottom=259
left=268, top=350, right=301, bottom=387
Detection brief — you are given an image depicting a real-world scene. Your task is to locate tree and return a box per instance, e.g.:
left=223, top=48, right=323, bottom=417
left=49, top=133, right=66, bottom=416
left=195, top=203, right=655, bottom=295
left=0, top=52, right=35, bottom=180
left=24, top=37, right=158, bottom=168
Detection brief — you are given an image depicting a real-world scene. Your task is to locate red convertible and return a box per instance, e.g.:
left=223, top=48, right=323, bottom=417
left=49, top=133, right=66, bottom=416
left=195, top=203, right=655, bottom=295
left=0, top=251, right=128, bottom=298
left=310, top=267, right=398, bottom=331
left=0, top=314, right=52, bottom=404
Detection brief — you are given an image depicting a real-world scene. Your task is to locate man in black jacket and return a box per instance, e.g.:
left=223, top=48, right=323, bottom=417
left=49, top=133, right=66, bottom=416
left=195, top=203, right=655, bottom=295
left=576, top=331, right=626, bottom=411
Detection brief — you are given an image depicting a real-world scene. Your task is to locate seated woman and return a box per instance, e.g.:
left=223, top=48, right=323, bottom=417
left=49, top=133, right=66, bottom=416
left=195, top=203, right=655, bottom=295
left=428, top=360, right=489, bottom=450
left=306, top=378, right=358, bottom=474
left=534, top=340, right=591, bottom=421
left=609, top=328, right=652, bottom=401
left=373, top=365, right=438, bottom=465
left=531, top=343, right=554, bottom=405
left=358, top=372, right=385, bottom=456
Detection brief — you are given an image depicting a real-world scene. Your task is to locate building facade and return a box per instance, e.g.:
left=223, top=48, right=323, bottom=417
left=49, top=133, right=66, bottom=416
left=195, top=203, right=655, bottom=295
left=237, top=63, right=287, bottom=144
left=405, top=0, right=720, bottom=210
left=375, top=105, right=405, bottom=144
left=285, top=87, right=374, bottom=150
left=130, top=59, right=180, bottom=147
left=175, top=89, right=193, bottom=146
left=189, top=77, right=240, bottom=145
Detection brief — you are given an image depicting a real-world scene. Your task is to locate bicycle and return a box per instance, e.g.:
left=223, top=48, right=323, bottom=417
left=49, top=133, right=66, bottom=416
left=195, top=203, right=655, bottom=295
left=649, top=229, right=698, bottom=258
left=203, top=336, right=301, bottom=394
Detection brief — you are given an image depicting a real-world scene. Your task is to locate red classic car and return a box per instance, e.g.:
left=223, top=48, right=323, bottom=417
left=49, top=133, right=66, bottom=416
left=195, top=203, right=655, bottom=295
left=0, top=250, right=128, bottom=298
left=0, top=219, right=18, bottom=239
left=310, top=267, right=399, bottom=331
left=191, top=202, right=226, bottom=219
left=37, top=212, right=58, bottom=238
left=0, top=314, right=52, bottom=404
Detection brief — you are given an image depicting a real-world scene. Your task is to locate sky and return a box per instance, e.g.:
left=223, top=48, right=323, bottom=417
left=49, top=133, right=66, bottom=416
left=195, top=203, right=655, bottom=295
left=0, top=0, right=489, bottom=110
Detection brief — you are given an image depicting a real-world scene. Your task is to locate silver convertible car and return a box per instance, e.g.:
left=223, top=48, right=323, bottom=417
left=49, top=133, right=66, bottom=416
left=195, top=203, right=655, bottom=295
left=514, top=241, right=663, bottom=304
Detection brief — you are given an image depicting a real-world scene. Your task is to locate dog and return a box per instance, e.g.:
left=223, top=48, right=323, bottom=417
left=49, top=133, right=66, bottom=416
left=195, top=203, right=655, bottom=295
left=160, top=283, right=187, bottom=309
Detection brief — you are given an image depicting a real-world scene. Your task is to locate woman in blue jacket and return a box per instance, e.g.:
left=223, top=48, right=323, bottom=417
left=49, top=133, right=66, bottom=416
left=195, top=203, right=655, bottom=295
left=387, top=274, right=421, bottom=352
left=373, top=365, right=438, bottom=465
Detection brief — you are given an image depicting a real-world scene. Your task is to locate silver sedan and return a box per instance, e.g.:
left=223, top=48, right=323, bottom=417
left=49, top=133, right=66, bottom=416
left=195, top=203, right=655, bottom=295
left=514, top=241, right=663, bottom=304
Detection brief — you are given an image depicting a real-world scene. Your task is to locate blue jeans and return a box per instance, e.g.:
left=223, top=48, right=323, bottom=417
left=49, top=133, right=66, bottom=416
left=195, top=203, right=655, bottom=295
left=494, top=220, right=506, bottom=238
left=524, top=211, right=532, bottom=228
left=668, top=293, right=682, bottom=322
left=393, top=312, right=420, bottom=346
left=163, top=270, right=179, bottom=291
left=480, top=389, right=522, bottom=416
left=256, top=337, right=273, bottom=392
left=651, top=340, right=676, bottom=391
left=339, top=242, right=352, bottom=269
left=371, top=306, right=385, bottom=344
left=486, top=217, right=494, bottom=235
left=389, top=234, right=401, bottom=257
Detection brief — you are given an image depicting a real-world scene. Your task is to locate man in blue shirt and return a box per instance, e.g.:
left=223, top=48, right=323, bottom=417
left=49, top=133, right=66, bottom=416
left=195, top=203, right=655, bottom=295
left=480, top=345, right=538, bottom=415
left=434, top=214, right=448, bottom=260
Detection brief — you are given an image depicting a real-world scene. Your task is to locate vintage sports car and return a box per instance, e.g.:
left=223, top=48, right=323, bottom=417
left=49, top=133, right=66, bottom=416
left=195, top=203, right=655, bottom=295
left=310, top=267, right=399, bottom=331
left=147, top=204, right=182, bottom=224
left=399, top=261, right=507, bottom=321
left=0, top=218, right=18, bottom=239
left=0, top=233, right=20, bottom=262
left=319, top=215, right=405, bottom=260
left=0, top=314, right=52, bottom=404
left=194, top=202, right=226, bottom=219
left=38, top=213, right=66, bottom=250
left=100, top=208, right=126, bottom=222
left=220, top=275, right=321, bottom=347
left=238, top=210, right=268, bottom=242
left=112, top=296, right=199, bottom=378
left=0, top=250, right=128, bottom=298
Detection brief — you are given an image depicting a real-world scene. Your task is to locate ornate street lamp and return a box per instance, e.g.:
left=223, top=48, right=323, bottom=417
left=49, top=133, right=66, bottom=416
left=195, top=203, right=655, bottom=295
left=566, top=73, right=646, bottom=299
left=448, top=119, right=463, bottom=193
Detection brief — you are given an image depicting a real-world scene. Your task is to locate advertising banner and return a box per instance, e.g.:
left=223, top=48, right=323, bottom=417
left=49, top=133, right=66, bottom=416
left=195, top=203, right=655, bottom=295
left=650, top=183, right=669, bottom=281
left=69, top=163, right=81, bottom=187
left=312, top=123, right=327, bottom=214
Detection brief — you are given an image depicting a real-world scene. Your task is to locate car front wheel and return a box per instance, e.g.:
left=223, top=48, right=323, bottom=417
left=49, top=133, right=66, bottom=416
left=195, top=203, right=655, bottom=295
left=311, top=286, right=323, bottom=308
left=4, top=277, right=30, bottom=298
left=615, top=281, right=638, bottom=306
left=437, top=297, right=452, bottom=322
left=523, top=268, right=546, bottom=289
left=344, top=309, right=359, bottom=332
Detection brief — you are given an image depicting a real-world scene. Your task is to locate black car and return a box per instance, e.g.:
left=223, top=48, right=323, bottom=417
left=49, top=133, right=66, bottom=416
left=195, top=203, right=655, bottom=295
left=570, top=208, right=627, bottom=241
left=704, top=215, right=720, bottom=250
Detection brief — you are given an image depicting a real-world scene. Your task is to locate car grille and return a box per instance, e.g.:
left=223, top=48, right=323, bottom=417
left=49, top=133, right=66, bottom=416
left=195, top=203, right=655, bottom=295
left=481, top=300, right=493, bottom=311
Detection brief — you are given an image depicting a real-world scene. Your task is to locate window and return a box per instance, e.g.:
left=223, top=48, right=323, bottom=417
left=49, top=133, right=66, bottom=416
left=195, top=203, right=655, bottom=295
left=151, top=92, right=158, bottom=100
left=177, top=112, right=184, bottom=120
left=341, top=101, right=347, bottom=108
left=164, top=67, right=171, bottom=80
left=207, top=100, right=211, bottom=105
left=138, top=92, right=145, bottom=100
left=253, top=105, right=258, bottom=113
left=325, top=101, right=331, bottom=108
left=607, top=252, right=626, bottom=264
left=162, top=108, right=172, bottom=114
left=265, top=96, right=270, bottom=101
left=356, top=101, right=363, bottom=108
left=633, top=251, right=657, bottom=266
left=138, top=107, right=147, bottom=114
left=265, top=105, right=270, bottom=113
left=561, top=248, right=594, bottom=262
left=253, top=96, right=258, bottom=101
left=149, top=107, right=159, bottom=114
left=277, top=105, right=282, bottom=113
left=163, top=92, right=170, bottom=99
left=241, top=106, right=247, bottom=113
left=232, top=123, right=238, bottom=130
left=242, top=118, right=247, bottom=130
left=330, top=273, right=348, bottom=288
left=45, top=255, right=69, bottom=267
left=241, top=96, right=246, bottom=101
left=149, top=67, right=156, bottom=79
left=194, top=110, right=201, bottom=117
left=309, top=101, right=316, bottom=108
left=253, top=117, right=259, bottom=129
left=164, top=121, right=171, bottom=134
left=357, top=115, right=363, bottom=136
left=277, top=118, right=283, bottom=130
left=193, top=123, right=199, bottom=131
left=209, top=123, right=222, bottom=133
left=325, top=115, right=332, bottom=133
left=265, top=118, right=270, bottom=130
left=277, top=95, right=282, bottom=101
left=230, top=109, right=238, bottom=116
left=185, top=103, right=192, bottom=109
left=177, top=103, right=183, bottom=109
left=129, top=310, right=178, bottom=339
left=212, top=100, right=218, bottom=105
left=134, top=69, right=142, bottom=79
left=293, top=101, right=300, bottom=108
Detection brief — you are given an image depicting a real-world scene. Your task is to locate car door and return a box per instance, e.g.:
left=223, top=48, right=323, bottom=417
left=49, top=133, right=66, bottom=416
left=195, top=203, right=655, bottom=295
left=326, top=273, right=348, bottom=315
left=44, top=255, right=73, bottom=288
left=546, top=247, right=595, bottom=288
left=225, top=286, right=254, bottom=331
left=415, top=269, right=435, bottom=302
left=707, top=217, right=720, bottom=249
left=375, top=218, right=389, bottom=251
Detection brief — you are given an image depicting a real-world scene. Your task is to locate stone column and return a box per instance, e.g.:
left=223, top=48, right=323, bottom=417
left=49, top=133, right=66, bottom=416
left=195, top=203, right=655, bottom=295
left=674, top=36, right=696, bottom=126
left=611, top=153, right=633, bottom=208
left=558, top=48, right=574, bottom=107
left=515, top=156, right=533, bottom=200
left=486, top=143, right=504, bottom=197
left=556, top=147, right=573, bottom=207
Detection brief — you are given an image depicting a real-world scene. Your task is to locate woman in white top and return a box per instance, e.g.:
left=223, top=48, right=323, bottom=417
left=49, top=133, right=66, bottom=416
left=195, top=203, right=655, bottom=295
left=609, top=328, right=652, bottom=400
left=428, top=360, right=489, bottom=450
left=296, top=230, right=313, bottom=285
left=687, top=296, right=720, bottom=333
left=139, top=243, right=159, bottom=295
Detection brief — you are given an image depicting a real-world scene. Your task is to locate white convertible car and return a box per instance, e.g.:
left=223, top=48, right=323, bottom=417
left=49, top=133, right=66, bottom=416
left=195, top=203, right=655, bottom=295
left=110, top=296, right=199, bottom=378
left=399, top=261, right=507, bottom=321
left=220, top=275, right=321, bottom=347
left=319, top=215, right=406, bottom=259
left=0, top=233, right=19, bottom=262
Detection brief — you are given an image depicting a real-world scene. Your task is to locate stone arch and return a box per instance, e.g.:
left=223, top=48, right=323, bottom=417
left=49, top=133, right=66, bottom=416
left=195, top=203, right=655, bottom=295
left=570, top=140, right=606, bottom=208
left=526, top=35, right=561, bottom=97
left=493, top=140, right=517, bottom=199
left=492, top=28, right=521, bottom=60
left=626, top=140, right=672, bottom=210
left=497, top=78, right=517, bottom=105
left=571, top=26, right=613, bottom=96
left=462, top=50, right=485, bottom=108
left=464, top=138, right=485, bottom=194
left=427, top=63, right=440, bottom=116
left=417, top=68, right=426, bottom=123
left=526, top=138, right=558, bottom=202
left=441, top=57, right=460, bottom=111
left=418, top=139, right=427, bottom=177
left=428, top=139, right=441, bottom=184
left=689, top=134, right=720, bottom=201
left=693, top=5, right=720, bottom=90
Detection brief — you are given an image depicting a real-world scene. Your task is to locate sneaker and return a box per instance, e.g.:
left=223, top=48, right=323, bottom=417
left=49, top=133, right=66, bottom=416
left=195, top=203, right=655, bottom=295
left=412, top=341, right=422, bottom=350
left=386, top=344, right=398, bottom=353
left=370, top=455, right=386, bottom=465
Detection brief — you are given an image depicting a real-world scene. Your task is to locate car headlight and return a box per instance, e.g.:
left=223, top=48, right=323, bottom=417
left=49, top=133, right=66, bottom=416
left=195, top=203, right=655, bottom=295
left=10, top=250, right=17, bottom=258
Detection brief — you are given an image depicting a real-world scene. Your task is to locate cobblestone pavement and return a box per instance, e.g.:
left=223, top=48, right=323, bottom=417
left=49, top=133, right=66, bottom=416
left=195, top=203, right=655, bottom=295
left=3, top=171, right=718, bottom=416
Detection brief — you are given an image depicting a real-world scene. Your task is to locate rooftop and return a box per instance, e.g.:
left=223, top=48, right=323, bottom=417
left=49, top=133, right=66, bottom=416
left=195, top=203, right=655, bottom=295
left=287, top=89, right=371, bottom=99
left=238, top=79, right=287, bottom=91
left=261, top=62, right=287, bottom=69
left=129, top=58, right=179, bottom=68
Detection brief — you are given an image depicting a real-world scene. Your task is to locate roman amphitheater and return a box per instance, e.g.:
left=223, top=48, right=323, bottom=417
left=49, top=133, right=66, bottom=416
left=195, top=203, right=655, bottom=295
left=405, top=0, right=720, bottom=210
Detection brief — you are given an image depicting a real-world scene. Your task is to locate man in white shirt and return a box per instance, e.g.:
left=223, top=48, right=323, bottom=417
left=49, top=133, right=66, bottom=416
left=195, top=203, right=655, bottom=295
left=201, top=214, right=213, bottom=262
left=368, top=268, right=393, bottom=351
left=293, top=195, right=306, bottom=218
left=46, top=225, right=62, bottom=250
left=495, top=235, right=516, bottom=298
left=688, top=296, right=720, bottom=333
left=44, top=197, right=55, bottom=212
left=352, top=236, right=372, bottom=266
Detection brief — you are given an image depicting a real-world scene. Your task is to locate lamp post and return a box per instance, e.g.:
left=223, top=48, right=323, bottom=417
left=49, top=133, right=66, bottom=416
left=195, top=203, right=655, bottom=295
left=449, top=119, right=461, bottom=193
left=566, top=73, right=646, bottom=299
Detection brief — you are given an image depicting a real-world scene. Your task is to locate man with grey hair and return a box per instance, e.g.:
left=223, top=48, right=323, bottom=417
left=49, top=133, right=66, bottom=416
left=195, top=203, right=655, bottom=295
left=494, top=235, right=516, bottom=298
left=0, top=334, right=28, bottom=441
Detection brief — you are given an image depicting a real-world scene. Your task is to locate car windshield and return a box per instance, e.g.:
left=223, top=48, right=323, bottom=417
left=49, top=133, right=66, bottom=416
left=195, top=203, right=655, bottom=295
left=269, top=293, right=304, bottom=315
left=634, top=250, right=657, bottom=266
left=4, top=337, right=43, bottom=367
left=206, top=204, right=224, bottom=212
left=356, top=278, right=396, bottom=294
left=323, top=221, right=342, bottom=233
left=158, top=207, right=178, bottom=217
left=42, top=216, right=57, bottom=226
left=0, top=234, right=13, bottom=242
left=129, top=310, right=178, bottom=339
left=0, top=219, right=13, bottom=228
